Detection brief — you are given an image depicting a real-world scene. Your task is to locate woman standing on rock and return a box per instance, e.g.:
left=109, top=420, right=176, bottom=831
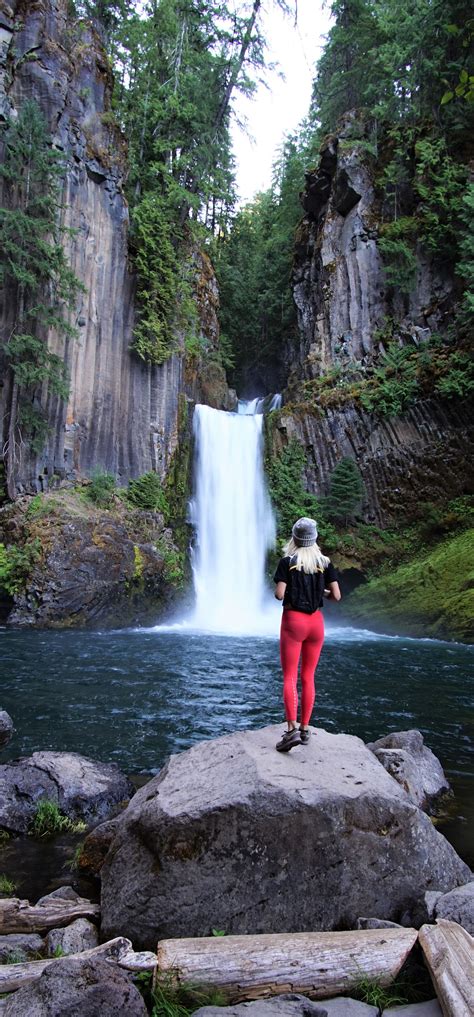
left=274, top=517, right=341, bottom=752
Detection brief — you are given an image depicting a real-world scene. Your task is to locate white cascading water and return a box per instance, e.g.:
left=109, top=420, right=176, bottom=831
left=189, top=401, right=279, bottom=634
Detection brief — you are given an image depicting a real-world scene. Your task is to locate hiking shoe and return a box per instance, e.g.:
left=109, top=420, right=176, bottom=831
left=299, top=727, right=311, bottom=744
left=276, top=728, right=301, bottom=752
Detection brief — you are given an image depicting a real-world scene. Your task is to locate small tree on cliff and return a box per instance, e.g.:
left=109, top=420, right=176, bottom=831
left=0, top=99, right=83, bottom=500
left=324, top=457, right=365, bottom=525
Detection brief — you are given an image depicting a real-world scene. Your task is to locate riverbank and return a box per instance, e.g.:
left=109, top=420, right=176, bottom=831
left=343, top=529, right=474, bottom=643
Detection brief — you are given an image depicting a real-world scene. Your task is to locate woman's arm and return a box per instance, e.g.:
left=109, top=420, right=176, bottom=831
left=275, top=581, right=287, bottom=601
left=325, top=581, right=341, bottom=602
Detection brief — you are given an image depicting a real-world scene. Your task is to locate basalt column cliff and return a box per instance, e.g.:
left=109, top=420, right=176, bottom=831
left=0, top=0, right=228, bottom=496
left=270, top=116, right=473, bottom=530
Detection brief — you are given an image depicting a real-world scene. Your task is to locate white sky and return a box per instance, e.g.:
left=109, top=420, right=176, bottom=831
left=231, top=0, right=333, bottom=204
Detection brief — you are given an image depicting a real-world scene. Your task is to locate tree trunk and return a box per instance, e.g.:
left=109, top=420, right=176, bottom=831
left=0, top=896, right=100, bottom=935
left=0, top=937, right=156, bottom=994
left=419, top=919, right=473, bottom=1017
left=156, top=928, right=418, bottom=1003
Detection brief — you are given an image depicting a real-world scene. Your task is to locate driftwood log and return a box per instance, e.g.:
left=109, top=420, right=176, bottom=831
left=0, top=937, right=156, bottom=994
left=156, top=928, right=418, bottom=1002
left=0, top=896, right=100, bottom=935
left=419, top=919, right=474, bottom=1017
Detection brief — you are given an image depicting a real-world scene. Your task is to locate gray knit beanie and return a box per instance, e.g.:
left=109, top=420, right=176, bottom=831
left=292, top=517, right=318, bottom=547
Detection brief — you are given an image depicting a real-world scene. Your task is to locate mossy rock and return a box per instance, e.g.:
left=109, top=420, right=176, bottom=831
left=345, top=529, right=474, bottom=643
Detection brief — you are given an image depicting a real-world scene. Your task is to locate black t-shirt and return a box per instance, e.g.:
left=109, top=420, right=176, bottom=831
left=273, top=555, right=338, bottom=614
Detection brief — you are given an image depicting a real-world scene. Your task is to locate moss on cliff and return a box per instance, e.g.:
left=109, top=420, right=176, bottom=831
left=345, top=530, right=474, bottom=643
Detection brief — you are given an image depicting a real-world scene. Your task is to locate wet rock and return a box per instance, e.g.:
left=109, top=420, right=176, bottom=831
left=3, top=955, right=148, bottom=1016
left=0, top=752, right=133, bottom=834
left=432, top=880, right=474, bottom=934
left=0, top=710, right=14, bottom=749
left=195, top=997, right=377, bottom=1017
left=0, top=933, right=45, bottom=962
left=367, top=730, right=449, bottom=810
left=100, top=726, right=471, bottom=950
left=388, top=1004, right=442, bottom=1016
left=45, top=917, right=98, bottom=956
left=37, top=886, right=82, bottom=905
left=78, top=817, right=119, bottom=876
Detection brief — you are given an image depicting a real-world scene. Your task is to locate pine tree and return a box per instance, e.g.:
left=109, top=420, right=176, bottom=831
left=0, top=100, right=82, bottom=499
left=324, top=458, right=365, bottom=524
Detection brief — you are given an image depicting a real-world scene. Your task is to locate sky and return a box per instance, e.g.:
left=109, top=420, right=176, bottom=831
left=231, top=0, right=333, bottom=204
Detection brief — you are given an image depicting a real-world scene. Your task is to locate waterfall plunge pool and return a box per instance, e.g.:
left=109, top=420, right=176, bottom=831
left=1, top=624, right=473, bottom=869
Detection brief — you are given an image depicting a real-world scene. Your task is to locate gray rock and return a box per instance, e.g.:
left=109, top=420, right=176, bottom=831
left=45, top=917, right=98, bottom=956
left=433, top=880, right=474, bottom=934
left=101, top=726, right=471, bottom=950
left=388, top=1003, right=442, bottom=1016
left=195, top=997, right=328, bottom=1017
left=356, top=917, right=403, bottom=929
left=3, top=955, right=148, bottom=1016
left=0, top=933, right=45, bottom=962
left=37, top=886, right=82, bottom=905
left=0, top=711, right=14, bottom=749
left=318, top=1001, right=377, bottom=1017
left=367, top=731, right=449, bottom=810
left=0, top=752, right=133, bottom=834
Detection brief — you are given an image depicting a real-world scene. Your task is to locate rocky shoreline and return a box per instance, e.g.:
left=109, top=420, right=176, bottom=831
left=0, top=710, right=473, bottom=1014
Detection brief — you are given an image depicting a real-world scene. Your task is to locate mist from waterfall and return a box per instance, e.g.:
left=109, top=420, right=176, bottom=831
left=189, top=402, right=279, bottom=635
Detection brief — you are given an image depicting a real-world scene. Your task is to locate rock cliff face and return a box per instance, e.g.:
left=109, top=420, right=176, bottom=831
left=292, top=113, right=453, bottom=382
left=276, top=115, right=473, bottom=526
left=0, top=0, right=229, bottom=496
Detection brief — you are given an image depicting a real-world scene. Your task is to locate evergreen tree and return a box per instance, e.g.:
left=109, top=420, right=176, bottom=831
left=323, top=458, right=365, bottom=524
left=0, top=100, right=82, bottom=499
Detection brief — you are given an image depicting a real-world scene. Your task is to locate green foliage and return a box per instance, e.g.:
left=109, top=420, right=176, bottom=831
left=86, top=471, right=117, bottom=507
left=0, top=100, right=83, bottom=490
left=132, top=545, right=144, bottom=581
left=0, top=539, right=41, bottom=596
left=29, top=800, right=87, bottom=838
left=25, top=494, right=49, bottom=518
left=52, top=945, right=66, bottom=958
left=0, top=874, right=16, bottom=895
left=127, top=471, right=169, bottom=512
left=323, top=458, right=365, bottom=524
left=155, top=536, right=186, bottom=588
left=211, top=928, right=226, bottom=936
left=129, top=194, right=181, bottom=365
left=346, top=528, right=474, bottom=642
left=265, top=438, right=337, bottom=550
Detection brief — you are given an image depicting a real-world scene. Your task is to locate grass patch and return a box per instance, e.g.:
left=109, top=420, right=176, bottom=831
left=0, top=874, right=16, bottom=895
left=135, top=974, right=227, bottom=1017
left=353, top=975, right=408, bottom=1009
left=29, top=801, right=87, bottom=838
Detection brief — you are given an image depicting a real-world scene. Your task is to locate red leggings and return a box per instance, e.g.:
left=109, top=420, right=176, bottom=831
left=280, top=609, right=325, bottom=725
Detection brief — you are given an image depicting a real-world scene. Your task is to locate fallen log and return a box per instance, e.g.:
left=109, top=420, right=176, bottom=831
left=0, top=896, right=100, bottom=935
left=0, top=937, right=156, bottom=994
left=156, top=928, right=418, bottom=1002
left=419, top=919, right=473, bottom=1017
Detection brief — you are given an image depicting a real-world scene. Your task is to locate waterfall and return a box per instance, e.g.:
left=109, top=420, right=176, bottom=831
left=189, top=402, right=279, bottom=634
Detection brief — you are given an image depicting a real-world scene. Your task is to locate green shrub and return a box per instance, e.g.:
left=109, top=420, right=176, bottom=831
left=155, top=537, right=185, bottom=587
left=86, top=471, right=116, bottom=507
left=127, top=472, right=169, bottom=513
left=0, top=539, right=41, bottom=596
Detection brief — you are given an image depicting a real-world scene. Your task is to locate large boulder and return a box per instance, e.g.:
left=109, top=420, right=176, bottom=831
left=0, top=710, right=14, bottom=749
left=0, top=752, right=133, bottom=834
left=3, top=955, right=148, bottom=1016
left=367, top=730, right=449, bottom=810
left=432, top=881, right=474, bottom=934
left=100, top=726, right=471, bottom=950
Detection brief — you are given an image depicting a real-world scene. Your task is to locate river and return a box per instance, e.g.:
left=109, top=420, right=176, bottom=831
left=1, top=621, right=473, bottom=869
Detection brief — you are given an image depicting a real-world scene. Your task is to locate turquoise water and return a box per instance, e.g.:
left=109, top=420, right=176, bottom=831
left=1, top=622, right=473, bottom=867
